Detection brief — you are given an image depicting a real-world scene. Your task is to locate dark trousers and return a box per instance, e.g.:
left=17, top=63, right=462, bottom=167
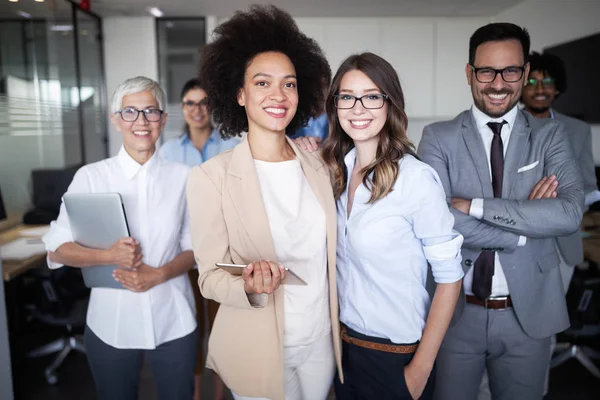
left=84, top=325, right=197, bottom=400
left=335, top=326, right=435, bottom=400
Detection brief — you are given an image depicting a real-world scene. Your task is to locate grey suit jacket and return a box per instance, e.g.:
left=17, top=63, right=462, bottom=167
left=418, top=109, right=584, bottom=339
left=553, top=110, right=597, bottom=265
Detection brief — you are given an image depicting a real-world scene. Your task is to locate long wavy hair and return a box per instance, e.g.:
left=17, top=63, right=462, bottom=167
left=322, top=52, right=416, bottom=203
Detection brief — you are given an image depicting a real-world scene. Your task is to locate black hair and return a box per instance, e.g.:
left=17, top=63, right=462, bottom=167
left=179, top=78, right=209, bottom=136
left=528, top=51, right=567, bottom=94
left=180, top=78, right=204, bottom=101
left=469, top=23, right=530, bottom=65
left=199, top=5, right=331, bottom=138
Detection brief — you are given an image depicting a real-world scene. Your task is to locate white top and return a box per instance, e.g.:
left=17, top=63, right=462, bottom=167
left=254, top=159, right=330, bottom=347
left=337, top=150, right=464, bottom=344
left=467, top=105, right=526, bottom=297
left=43, top=147, right=197, bottom=349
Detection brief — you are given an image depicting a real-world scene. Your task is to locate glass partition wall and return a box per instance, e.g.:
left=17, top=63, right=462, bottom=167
left=0, top=2, right=107, bottom=217
left=156, top=18, right=206, bottom=142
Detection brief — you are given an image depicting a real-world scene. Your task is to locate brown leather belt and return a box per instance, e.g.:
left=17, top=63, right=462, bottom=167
left=466, top=295, right=513, bottom=309
left=340, top=326, right=418, bottom=354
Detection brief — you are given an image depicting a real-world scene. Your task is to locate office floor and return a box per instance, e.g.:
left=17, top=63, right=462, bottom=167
left=10, top=325, right=600, bottom=400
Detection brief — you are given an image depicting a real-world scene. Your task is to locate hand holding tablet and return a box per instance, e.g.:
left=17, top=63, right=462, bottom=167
left=216, top=261, right=307, bottom=292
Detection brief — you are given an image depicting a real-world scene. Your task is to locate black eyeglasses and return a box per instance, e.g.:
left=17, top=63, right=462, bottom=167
left=334, top=94, right=388, bottom=109
left=470, top=65, right=526, bottom=83
left=182, top=99, right=208, bottom=111
left=526, top=77, right=555, bottom=88
left=116, top=107, right=164, bottom=122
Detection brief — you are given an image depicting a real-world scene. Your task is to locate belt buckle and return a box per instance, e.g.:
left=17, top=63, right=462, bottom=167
left=485, top=296, right=509, bottom=310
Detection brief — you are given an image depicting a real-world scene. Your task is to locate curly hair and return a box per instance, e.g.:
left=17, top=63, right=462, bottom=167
left=199, top=5, right=331, bottom=138
left=322, top=53, right=417, bottom=203
left=528, top=51, right=567, bottom=96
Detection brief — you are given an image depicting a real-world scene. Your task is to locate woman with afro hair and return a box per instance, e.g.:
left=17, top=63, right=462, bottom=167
left=186, top=5, right=340, bottom=400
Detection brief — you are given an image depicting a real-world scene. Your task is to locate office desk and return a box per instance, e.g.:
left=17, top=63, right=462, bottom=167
left=0, top=224, right=48, bottom=281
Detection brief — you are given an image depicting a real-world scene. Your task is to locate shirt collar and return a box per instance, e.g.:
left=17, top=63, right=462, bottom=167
left=180, top=128, right=220, bottom=146
left=343, top=147, right=357, bottom=171
left=549, top=108, right=556, bottom=119
left=118, top=146, right=159, bottom=180
left=471, top=104, right=518, bottom=133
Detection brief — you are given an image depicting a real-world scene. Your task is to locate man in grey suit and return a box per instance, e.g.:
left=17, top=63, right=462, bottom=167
left=418, top=23, right=584, bottom=400
left=522, top=51, right=600, bottom=290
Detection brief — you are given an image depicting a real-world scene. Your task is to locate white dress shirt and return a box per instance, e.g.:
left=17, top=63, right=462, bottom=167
left=337, top=150, right=464, bottom=344
left=43, top=147, right=196, bottom=349
left=254, top=159, right=331, bottom=348
left=466, top=105, right=526, bottom=297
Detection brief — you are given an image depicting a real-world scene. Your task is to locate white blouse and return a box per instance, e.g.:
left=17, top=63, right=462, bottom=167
left=254, top=159, right=330, bottom=347
left=337, top=150, right=464, bottom=344
left=43, top=147, right=196, bottom=349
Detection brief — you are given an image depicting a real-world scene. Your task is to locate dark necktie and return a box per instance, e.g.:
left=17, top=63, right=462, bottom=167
left=472, top=120, right=507, bottom=300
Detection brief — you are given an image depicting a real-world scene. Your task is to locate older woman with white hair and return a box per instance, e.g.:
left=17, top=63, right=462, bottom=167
left=42, top=76, right=197, bottom=400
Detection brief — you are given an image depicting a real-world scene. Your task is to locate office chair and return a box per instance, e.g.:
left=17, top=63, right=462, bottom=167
left=0, top=184, right=7, bottom=222
left=552, top=266, right=600, bottom=378
left=26, top=266, right=89, bottom=385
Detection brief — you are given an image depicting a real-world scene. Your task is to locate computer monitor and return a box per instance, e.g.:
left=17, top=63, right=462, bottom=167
left=31, top=165, right=80, bottom=214
left=0, top=185, right=7, bottom=222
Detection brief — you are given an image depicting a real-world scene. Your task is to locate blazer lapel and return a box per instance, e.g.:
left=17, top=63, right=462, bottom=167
left=226, top=138, right=278, bottom=262
left=289, top=139, right=341, bottom=361
left=288, top=138, right=334, bottom=230
left=287, top=139, right=337, bottom=277
left=461, top=112, right=494, bottom=198
left=503, top=111, right=531, bottom=198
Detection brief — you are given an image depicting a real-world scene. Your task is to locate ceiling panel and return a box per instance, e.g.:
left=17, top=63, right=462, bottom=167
left=0, top=0, right=527, bottom=19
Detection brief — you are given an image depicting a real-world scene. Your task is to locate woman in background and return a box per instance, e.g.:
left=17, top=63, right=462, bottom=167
left=160, top=78, right=237, bottom=400
left=160, top=78, right=238, bottom=164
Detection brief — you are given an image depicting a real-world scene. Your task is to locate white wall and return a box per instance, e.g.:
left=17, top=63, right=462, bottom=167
left=106, top=2, right=599, bottom=155
left=294, top=17, right=489, bottom=146
left=295, top=17, right=486, bottom=122
left=103, top=17, right=159, bottom=156
left=495, top=0, right=600, bottom=52
left=495, top=0, right=600, bottom=163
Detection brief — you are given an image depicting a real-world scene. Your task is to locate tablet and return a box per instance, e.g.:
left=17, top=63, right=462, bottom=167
left=63, top=193, right=130, bottom=289
left=215, top=263, right=307, bottom=286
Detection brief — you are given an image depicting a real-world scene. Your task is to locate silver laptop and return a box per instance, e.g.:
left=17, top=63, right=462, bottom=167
left=63, top=193, right=130, bottom=289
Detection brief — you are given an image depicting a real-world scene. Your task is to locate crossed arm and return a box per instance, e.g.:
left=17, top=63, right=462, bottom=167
left=417, top=125, right=584, bottom=248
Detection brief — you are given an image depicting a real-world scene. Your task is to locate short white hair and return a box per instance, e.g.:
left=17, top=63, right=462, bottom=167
left=110, top=76, right=166, bottom=113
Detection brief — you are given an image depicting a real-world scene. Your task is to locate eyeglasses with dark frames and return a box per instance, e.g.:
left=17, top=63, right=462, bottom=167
left=182, top=99, right=208, bottom=111
left=470, top=65, right=526, bottom=83
left=334, top=94, right=389, bottom=109
left=116, top=107, right=164, bottom=122
left=526, top=77, right=555, bottom=88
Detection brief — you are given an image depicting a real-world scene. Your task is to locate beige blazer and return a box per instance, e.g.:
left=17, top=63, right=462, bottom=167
left=186, top=137, right=342, bottom=400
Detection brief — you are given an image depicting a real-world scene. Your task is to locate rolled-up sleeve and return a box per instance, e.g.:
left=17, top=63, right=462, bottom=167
left=42, top=168, right=89, bottom=269
left=408, top=167, right=464, bottom=284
